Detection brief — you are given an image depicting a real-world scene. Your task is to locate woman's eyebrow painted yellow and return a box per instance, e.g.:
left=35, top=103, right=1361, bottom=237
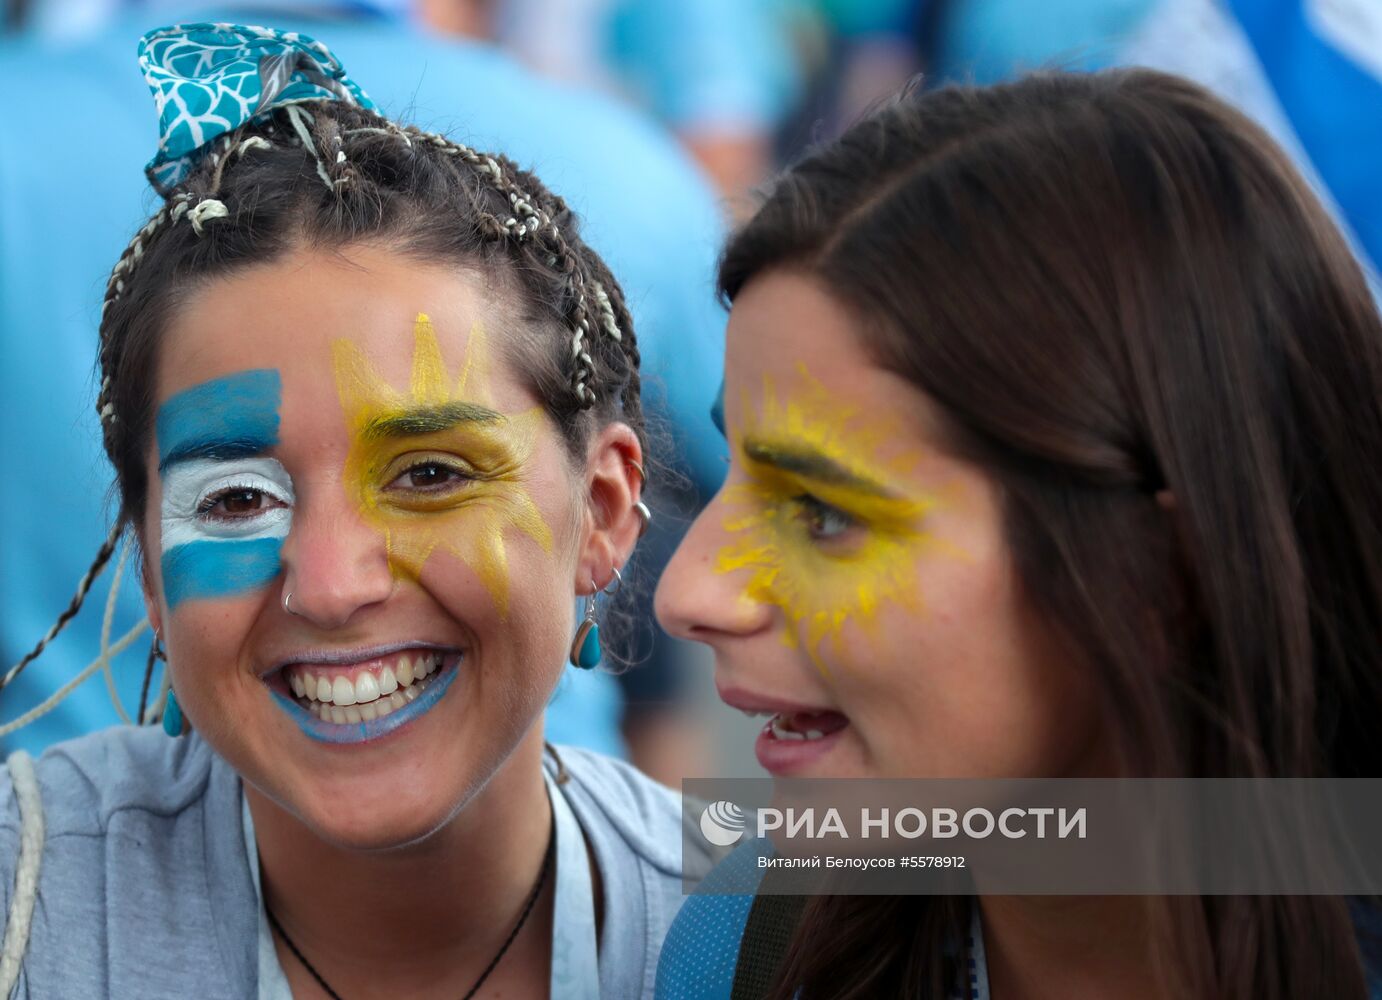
left=740, top=437, right=895, bottom=496
left=362, top=400, right=502, bottom=440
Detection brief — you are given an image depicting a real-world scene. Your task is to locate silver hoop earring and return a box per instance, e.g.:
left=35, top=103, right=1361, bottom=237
left=283, top=591, right=299, bottom=617
left=601, top=566, right=623, bottom=596
left=633, top=501, right=652, bottom=538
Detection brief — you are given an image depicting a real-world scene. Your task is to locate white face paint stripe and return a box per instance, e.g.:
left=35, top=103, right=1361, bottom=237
left=160, top=456, right=296, bottom=552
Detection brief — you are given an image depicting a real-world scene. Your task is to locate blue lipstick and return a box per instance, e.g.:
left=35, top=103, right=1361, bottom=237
left=271, top=658, right=460, bottom=744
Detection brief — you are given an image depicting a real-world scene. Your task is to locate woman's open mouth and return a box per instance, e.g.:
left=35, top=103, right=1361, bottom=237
left=755, top=709, right=850, bottom=774
left=266, top=646, right=462, bottom=744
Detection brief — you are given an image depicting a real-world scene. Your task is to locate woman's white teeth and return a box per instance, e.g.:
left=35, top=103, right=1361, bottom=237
left=306, top=682, right=426, bottom=723
left=290, top=653, right=443, bottom=710
left=332, top=675, right=356, bottom=706
left=769, top=713, right=826, bottom=741
left=355, top=671, right=379, bottom=703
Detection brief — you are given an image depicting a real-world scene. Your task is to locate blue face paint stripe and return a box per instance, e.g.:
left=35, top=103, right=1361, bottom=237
left=161, top=537, right=283, bottom=608
left=270, top=664, right=459, bottom=744
left=157, top=369, right=282, bottom=469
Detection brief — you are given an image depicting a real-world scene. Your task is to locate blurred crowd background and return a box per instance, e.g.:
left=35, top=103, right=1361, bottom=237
left=1, top=0, right=1378, bottom=782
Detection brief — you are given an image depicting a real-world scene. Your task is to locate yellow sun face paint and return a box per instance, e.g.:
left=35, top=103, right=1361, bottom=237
left=716, top=364, right=960, bottom=673
left=333, top=314, right=553, bottom=617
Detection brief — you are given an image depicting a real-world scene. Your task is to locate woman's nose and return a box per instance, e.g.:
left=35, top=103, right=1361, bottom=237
left=655, top=496, right=773, bottom=645
left=277, top=496, right=394, bottom=630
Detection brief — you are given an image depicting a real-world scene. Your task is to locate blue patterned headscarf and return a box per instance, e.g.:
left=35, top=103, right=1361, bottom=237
left=138, top=23, right=375, bottom=194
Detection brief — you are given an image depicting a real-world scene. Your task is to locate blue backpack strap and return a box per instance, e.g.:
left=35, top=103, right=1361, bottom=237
left=730, top=893, right=806, bottom=999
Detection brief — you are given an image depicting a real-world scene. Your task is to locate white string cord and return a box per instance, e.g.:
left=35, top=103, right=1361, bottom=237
left=187, top=198, right=228, bottom=236
left=285, top=104, right=333, bottom=191
left=0, top=621, right=147, bottom=739
left=0, top=751, right=45, bottom=994
left=98, top=538, right=134, bottom=725
left=590, top=281, right=621, bottom=342
left=1, top=522, right=122, bottom=689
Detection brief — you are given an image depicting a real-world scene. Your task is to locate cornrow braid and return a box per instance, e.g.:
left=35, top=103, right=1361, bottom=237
left=400, top=124, right=626, bottom=410
left=95, top=194, right=185, bottom=459
left=95, top=129, right=278, bottom=463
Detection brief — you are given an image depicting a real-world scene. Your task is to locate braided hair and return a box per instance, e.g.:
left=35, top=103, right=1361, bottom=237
left=5, top=99, right=647, bottom=693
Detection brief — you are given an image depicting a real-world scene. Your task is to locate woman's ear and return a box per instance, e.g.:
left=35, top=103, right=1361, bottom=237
left=575, top=422, right=644, bottom=590
left=139, top=539, right=164, bottom=640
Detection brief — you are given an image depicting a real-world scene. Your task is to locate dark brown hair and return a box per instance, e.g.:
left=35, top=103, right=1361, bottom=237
left=720, top=70, right=1382, bottom=999
left=6, top=98, right=646, bottom=691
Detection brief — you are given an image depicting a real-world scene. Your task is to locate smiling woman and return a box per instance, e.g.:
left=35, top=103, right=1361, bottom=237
left=0, top=23, right=688, bottom=1000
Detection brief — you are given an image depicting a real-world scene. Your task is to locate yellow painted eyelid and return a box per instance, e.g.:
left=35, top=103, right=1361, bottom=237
left=743, top=468, right=940, bottom=528
left=373, top=487, right=492, bottom=516
left=370, top=449, right=523, bottom=507
left=374, top=449, right=485, bottom=486
left=770, top=513, right=910, bottom=565
left=366, top=426, right=526, bottom=474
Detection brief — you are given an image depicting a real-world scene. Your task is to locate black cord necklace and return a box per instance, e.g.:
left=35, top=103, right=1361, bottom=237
left=265, top=820, right=556, bottom=1000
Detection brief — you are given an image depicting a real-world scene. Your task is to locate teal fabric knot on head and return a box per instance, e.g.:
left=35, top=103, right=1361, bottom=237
left=139, top=23, right=375, bottom=194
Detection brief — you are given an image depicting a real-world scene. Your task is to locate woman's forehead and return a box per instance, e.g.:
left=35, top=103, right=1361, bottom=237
left=154, top=248, right=522, bottom=413
left=723, top=270, right=947, bottom=450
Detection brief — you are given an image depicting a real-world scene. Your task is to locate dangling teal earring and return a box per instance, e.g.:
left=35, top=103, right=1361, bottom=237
left=162, top=688, right=185, bottom=737
left=570, top=568, right=622, bottom=669
left=152, top=633, right=187, bottom=737
left=570, top=592, right=601, bottom=670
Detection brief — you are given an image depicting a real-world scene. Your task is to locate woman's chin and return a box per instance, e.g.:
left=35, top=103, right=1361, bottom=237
left=246, top=751, right=488, bottom=852
left=292, top=791, right=462, bottom=851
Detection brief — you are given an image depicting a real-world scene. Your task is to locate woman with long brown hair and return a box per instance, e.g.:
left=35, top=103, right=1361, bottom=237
left=654, top=69, right=1382, bottom=999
